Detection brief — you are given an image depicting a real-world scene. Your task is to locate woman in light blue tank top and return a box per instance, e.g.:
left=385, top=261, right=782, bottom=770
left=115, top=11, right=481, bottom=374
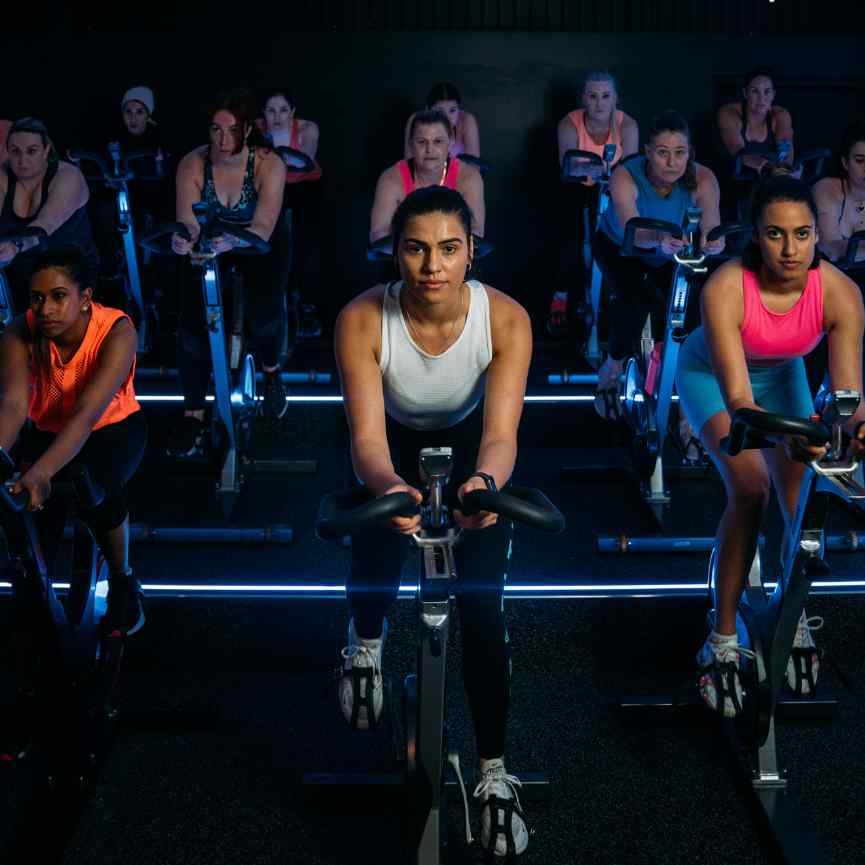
left=333, top=186, right=536, bottom=858
left=592, top=110, right=723, bottom=419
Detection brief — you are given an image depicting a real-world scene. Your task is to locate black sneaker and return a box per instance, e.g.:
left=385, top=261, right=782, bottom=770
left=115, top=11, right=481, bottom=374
left=297, top=304, right=322, bottom=339
left=262, top=372, right=288, bottom=420
left=165, top=416, right=208, bottom=459
left=102, top=574, right=145, bottom=637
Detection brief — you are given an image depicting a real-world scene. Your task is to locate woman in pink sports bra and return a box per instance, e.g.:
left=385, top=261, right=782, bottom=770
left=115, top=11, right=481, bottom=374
left=371, top=109, right=484, bottom=244
left=403, top=82, right=480, bottom=160
left=260, top=88, right=324, bottom=337
left=676, top=175, right=865, bottom=718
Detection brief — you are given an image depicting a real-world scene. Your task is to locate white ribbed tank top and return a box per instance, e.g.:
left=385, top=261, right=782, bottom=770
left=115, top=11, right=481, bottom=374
left=380, top=279, right=492, bottom=430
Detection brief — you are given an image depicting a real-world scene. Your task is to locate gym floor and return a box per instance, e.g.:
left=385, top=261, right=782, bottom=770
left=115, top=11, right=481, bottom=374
left=1, top=340, right=864, bottom=865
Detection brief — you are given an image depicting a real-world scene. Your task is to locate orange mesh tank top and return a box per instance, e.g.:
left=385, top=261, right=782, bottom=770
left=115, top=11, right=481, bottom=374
left=26, top=303, right=140, bottom=433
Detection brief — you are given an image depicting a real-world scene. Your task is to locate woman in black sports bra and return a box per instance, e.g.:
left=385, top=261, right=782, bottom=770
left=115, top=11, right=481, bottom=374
left=717, top=66, right=795, bottom=177
left=814, top=120, right=865, bottom=265
left=0, top=117, right=97, bottom=311
left=167, top=89, right=287, bottom=455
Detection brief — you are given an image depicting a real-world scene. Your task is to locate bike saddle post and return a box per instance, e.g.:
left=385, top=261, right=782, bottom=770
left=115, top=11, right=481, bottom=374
left=419, top=447, right=453, bottom=530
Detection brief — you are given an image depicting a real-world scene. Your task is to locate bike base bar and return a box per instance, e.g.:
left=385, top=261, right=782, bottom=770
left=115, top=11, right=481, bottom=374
left=597, top=533, right=865, bottom=553
left=60, top=524, right=294, bottom=544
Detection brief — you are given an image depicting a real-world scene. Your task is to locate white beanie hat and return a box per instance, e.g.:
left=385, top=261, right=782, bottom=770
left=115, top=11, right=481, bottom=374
left=121, top=86, right=155, bottom=117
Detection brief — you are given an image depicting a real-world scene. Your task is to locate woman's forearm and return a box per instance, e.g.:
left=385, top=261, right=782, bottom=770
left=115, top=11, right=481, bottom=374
left=474, top=437, right=517, bottom=489
left=351, top=438, right=403, bottom=496
left=30, top=412, right=95, bottom=478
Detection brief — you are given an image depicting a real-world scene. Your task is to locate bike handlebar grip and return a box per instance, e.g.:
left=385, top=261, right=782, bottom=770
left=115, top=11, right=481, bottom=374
left=457, top=153, right=491, bottom=174
left=274, top=146, right=316, bottom=174
left=0, top=226, right=48, bottom=249
left=211, top=221, right=270, bottom=254
left=621, top=217, right=683, bottom=256
left=316, top=490, right=419, bottom=540
left=706, top=222, right=752, bottom=242
left=560, top=148, right=604, bottom=182
left=367, top=236, right=393, bottom=262
left=461, top=486, right=566, bottom=533
left=839, top=230, right=865, bottom=270
left=139, top=221, right=190, bottom=253
left=0, top=483, right=29, bottom=513
left=724, top=408, right=831, bottom=456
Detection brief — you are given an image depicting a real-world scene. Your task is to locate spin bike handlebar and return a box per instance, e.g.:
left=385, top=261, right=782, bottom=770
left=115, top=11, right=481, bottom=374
left=139, top=216, right=270, bottom=257
left=721, top=408, right=831, bottom=457
left=457, top=153, right=491, bottom=175
left=367, top=234, right=493, bottom=262
left=316, top=484, right=565, bottom=540
left=0, top=226, right=47, bottom=265
left=274, top=146, right=316, bottom=174
left=560, top=149, right=603, bottom=183
left=69, top=148, right=165, bottom=184
left=316, top=489, right=419, bottom=540
left=460, top=486, right=566, bottom=533
left=621, top=217, right=684, bottom=257
left=837, top=230, right=865, bottom=270
left=0, top=448, right=105, bottom=514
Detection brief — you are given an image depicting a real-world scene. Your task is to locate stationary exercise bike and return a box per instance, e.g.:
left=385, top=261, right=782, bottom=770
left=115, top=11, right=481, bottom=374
left=71, top=145, right=165, bottom=353
left=311, top=448, right=564, bottom=864
left=0, top=449, right=123, bottom=787
left=609, top=211, right=751, bottom=522
left=556, top=143, right=617, bottom=366
left=702, top=390, right=862, bottom=865
left=140, top=203, right=268, bottom=514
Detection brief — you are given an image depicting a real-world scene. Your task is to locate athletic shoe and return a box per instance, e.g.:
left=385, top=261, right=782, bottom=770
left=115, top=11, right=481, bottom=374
left=262, top=371, right=289, bottom=420
left=102, top=572, right=146, bottom=637
left=339, top=618, right=387, bottom=730
left=165, top=416, right=208, bottom=460
left=546, top=291, right=568, bottom=338
left=473, top=758, right=528, bottom=859
left=787, top=611, right=823, bottom=696
left=696, top=630, right=756, bottom=717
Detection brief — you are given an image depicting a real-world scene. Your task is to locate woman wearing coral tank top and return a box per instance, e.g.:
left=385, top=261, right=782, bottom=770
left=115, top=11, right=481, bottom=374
left=675, top=176, right=865, bottom=718
left=0, top=244, right=147, bottom=637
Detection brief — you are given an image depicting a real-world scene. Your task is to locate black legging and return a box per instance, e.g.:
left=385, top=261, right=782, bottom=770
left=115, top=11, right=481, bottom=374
left=177, top=236, right=288, bottom=412
left=347, top=407, right=513, bottom=759
left=593, top=230, right=675, bottom=361
left=9, top=410, right=147, bottom=580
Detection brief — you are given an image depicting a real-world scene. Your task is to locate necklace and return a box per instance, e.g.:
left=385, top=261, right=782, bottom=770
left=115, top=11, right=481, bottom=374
left=402, top=282, right=465, bottom=355
left=843, top=180, right=865, bottom=219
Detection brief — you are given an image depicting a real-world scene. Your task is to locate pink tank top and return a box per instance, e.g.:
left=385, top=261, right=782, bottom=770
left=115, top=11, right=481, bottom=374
left=740, top=267, right=825, bottom=362
left=568, top=109, right=624, bottom=186
left=397, top=158, right=459, bottom=196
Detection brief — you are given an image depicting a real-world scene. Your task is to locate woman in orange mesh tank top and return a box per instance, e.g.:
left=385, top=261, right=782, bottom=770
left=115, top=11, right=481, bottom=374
left=0, top=244, right=147, bottom=636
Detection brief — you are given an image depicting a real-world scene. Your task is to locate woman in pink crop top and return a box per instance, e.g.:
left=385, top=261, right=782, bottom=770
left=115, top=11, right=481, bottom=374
left=403, top=82, right=480, bottom=160
left=371, top=109, right=484, bottom=244
left=676, top=176, right=865, bottom=718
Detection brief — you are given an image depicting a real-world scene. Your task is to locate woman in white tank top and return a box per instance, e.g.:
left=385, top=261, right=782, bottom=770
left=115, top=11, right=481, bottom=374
left=334, top=186, right=534, bottom=858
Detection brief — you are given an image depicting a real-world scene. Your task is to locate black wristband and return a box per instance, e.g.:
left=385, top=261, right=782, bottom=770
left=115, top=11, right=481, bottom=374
left=467, top=472, right=497, bottom=492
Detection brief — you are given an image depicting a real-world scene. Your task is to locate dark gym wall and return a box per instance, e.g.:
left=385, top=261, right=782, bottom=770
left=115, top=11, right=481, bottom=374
left=2, top=29, right=863, bottom=322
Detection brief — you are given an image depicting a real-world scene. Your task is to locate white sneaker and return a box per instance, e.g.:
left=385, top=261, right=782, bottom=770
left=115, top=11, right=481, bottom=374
left=696, top=630, right=756, bottom=718
left=338, top=618, right=387, bottom=730
left=473, top=758, right=528, bottom=859
left=787, top=611, right=823, bottom=696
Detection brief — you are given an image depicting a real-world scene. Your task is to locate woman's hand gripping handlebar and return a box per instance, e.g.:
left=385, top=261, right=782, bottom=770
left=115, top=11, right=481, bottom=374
left=316, top=488, right=421, bottom=540
left=140, top=204, right=270, bottom=262
left=460, top=485, right=566, bottom=534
